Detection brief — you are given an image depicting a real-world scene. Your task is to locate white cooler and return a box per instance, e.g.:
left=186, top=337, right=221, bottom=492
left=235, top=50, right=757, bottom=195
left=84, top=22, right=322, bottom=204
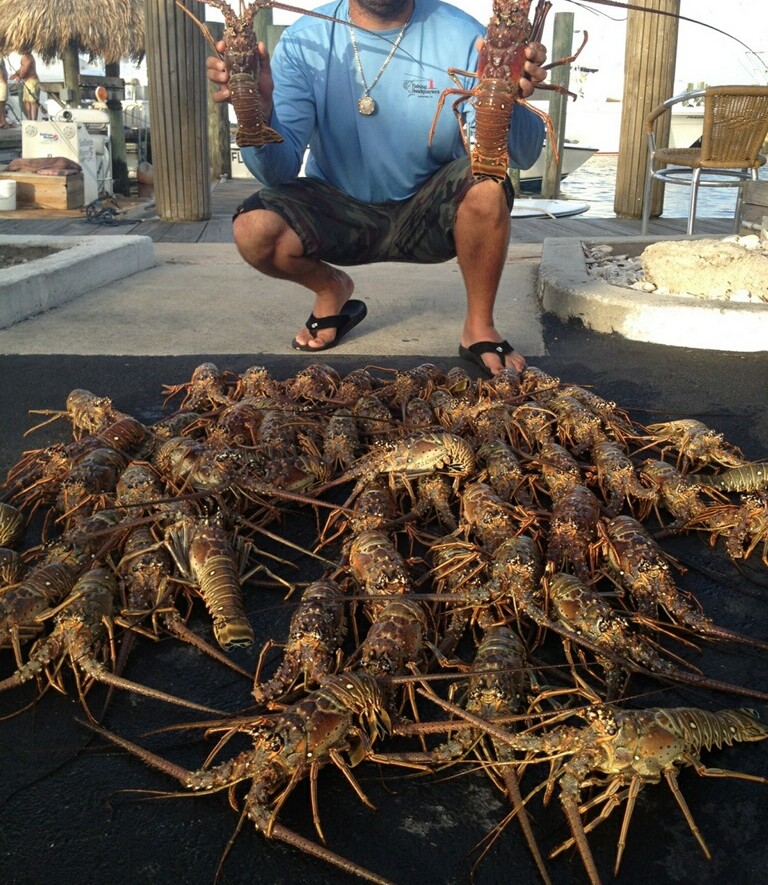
left=22, top=121, right=100, bottom=205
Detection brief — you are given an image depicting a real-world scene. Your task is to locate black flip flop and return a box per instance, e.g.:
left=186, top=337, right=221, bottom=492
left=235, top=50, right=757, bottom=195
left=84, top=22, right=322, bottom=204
left=291, top=299, right=368, bottom=352
left=459, top=340, right=518, bottom=377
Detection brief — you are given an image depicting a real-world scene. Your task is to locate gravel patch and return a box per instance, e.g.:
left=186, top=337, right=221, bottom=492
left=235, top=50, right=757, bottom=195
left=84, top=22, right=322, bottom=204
left=584, top=234, right=768, bottom=303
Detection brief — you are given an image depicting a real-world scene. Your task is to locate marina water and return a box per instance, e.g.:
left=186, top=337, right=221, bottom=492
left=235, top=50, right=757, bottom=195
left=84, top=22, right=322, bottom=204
left=558, top=153, right=768, bottom=218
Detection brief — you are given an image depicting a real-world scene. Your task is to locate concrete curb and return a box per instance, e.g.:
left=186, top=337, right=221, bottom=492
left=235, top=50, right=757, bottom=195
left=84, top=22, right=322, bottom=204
left=538, top=235, right=768, bottom=352
left=0, top=235, right=155, bottom=329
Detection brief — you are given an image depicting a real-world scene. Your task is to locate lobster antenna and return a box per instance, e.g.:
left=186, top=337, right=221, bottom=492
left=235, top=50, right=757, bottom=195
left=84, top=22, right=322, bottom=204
left=175, top=1, right=222, bottom=56
left=265, top=0, right=421, bottom=65
left=565, top=0, right=761, bottom=65
left=174, top=0, right=420, bottom=68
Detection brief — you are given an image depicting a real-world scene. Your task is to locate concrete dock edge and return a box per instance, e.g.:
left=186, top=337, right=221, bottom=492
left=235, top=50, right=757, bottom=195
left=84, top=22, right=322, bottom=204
left=538, top=235, right=768, bottom=351
left=0, top=234, right=155, bottom=329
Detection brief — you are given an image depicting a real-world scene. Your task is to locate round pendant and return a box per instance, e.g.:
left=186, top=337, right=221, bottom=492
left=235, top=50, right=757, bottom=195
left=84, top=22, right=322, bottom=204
left=358, top=95, right=376, bottom=116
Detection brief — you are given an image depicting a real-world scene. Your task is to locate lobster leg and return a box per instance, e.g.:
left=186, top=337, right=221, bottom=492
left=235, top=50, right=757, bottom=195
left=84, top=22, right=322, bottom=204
left=560, top=795, right=603, bottom=885
left=304, top=747, right=378, bottom=845
left=614, top=776, right=642, bottom=875
left=268, top=821, right=396, bottom=885
left=549, top=779, right=628, bottom=859
left=540, top=30, right=590, bottom=76
left=662, top=768, right=711, bottom=862
left=427, top=81, right=471, bottom=150
left=79, top=662, right=227, bottom=716
left=499, top=764, right=553, bottom=885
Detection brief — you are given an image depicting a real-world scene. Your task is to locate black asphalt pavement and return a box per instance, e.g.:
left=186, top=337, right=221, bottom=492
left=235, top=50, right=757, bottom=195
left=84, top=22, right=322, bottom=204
left=1, top=316, right=767, bottom=885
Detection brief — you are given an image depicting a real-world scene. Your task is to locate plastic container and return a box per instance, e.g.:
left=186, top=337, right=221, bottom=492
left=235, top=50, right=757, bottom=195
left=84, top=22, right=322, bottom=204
left=0, top=179, right=16, bottom=211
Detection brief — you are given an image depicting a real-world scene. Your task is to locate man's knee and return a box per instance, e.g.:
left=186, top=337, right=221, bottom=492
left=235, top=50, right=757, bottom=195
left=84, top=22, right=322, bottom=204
left=233, top=208, right=295, bottom=269
left=458, top=179, right=510, bottom=226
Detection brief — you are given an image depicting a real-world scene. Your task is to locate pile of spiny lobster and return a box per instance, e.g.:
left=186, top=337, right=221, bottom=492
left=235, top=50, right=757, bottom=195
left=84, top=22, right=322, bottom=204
left=1, top=360, right=767, bottom=885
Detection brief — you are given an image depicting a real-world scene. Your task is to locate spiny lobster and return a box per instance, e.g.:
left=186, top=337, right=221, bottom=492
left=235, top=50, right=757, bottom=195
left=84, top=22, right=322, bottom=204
left=429, top=0, right=588, bottom=181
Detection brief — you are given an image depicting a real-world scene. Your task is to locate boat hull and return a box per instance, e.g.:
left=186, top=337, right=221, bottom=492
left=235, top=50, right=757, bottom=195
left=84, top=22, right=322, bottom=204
left=517, top=143, right=598, bottom=192
left=540, top=100, right=704, bottom=155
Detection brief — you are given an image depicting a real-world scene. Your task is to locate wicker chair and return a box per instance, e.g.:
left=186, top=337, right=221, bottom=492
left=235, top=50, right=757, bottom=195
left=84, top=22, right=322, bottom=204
left=641, top=85, right=768, bottom=235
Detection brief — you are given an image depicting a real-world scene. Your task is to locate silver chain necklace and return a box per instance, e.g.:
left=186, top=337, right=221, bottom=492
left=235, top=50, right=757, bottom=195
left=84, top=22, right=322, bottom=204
left=348, top=17, right=409, bottom=116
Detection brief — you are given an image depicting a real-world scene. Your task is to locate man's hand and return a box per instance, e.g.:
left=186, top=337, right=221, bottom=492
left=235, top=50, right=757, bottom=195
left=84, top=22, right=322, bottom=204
left=206, top=40, right=232, bottom=103
left=206, top=39, right=276, bottom=118
left=474, top=39, right=548, bottom=99
left=520, top=41, right=547, bottom=98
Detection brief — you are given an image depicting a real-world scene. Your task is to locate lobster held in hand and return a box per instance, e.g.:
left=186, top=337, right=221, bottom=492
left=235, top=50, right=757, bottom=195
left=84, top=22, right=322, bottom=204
left=429, top=0, right=586, bottom=181
left=181, top=0, right=283, bottom=147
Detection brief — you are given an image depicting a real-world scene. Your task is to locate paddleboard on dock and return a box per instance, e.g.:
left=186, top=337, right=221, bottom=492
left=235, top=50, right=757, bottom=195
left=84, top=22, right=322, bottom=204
left=511, top=199, right=590, bottom=219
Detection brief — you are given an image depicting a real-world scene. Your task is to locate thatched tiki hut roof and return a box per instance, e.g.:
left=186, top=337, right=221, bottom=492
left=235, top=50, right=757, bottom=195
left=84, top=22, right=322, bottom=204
left=0, top=0, right=144, bottom=64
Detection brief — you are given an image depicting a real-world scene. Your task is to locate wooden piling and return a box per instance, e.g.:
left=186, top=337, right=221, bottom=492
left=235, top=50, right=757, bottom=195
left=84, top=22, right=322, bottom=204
left=541, top=12, right=574, bottom=199
left=62, top=43, right=81, bottom=108
left=145, top=0, right=211, bottom=221
left=207, top=21, right=232, bottom=183
left=105, top=62, right=130, bottom=196
left=614, top=0, right=680, bottom=219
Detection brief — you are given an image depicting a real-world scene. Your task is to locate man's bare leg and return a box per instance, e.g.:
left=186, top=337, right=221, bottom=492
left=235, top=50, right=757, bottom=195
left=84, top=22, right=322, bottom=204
left=454, top=178, right=526, bottom=375
left=233, top=208, right=354, bottom=349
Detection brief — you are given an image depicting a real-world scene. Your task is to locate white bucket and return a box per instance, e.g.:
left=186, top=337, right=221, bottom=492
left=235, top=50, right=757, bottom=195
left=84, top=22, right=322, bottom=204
left=0, top=179, right=16, bottom=211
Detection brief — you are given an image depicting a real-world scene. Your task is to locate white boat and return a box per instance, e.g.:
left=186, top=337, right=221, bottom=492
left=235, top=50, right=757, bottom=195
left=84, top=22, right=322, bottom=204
left=534, top=96, right=705, bottom=156
left=669, top=102, right=705, bottom=149
left=518, top=142, right=598, bottom=192
left=530, top=51, right=714, bottom=157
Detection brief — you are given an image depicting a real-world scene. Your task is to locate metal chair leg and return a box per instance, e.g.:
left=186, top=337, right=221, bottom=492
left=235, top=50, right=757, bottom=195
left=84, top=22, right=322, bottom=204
left=687, top=168, right=701, bottom=235
left=733, top=183, right=744, bottom=234
left=641, top=162, right=655, bottom=235
left=733, top=170, right=757, bottom=234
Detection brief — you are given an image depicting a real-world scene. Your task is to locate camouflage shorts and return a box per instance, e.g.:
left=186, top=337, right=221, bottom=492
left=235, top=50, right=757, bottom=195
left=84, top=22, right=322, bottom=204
left=233, top=157, right=515, bottom=266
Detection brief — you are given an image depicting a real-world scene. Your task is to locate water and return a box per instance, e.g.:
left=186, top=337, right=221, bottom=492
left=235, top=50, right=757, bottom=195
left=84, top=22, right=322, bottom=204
left=557, top=153, right=768, bottom=218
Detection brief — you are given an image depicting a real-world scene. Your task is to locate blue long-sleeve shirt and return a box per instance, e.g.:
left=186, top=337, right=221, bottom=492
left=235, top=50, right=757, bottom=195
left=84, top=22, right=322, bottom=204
left=241, top=0, right=545, bottom=203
